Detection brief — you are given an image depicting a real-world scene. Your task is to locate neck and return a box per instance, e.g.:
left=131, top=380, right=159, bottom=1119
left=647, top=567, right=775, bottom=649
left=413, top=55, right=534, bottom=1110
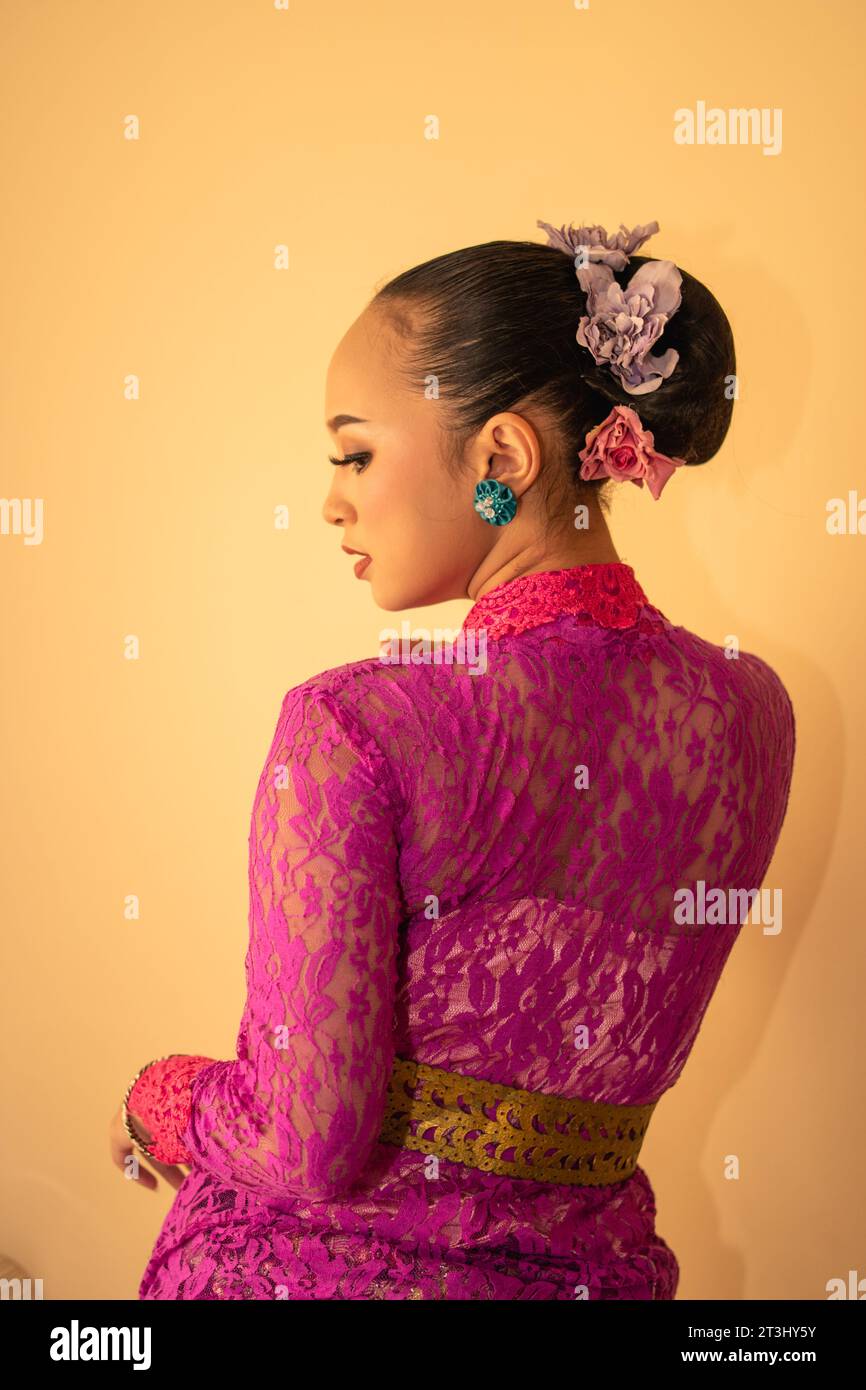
left=466, top=506, right=622, bottom=603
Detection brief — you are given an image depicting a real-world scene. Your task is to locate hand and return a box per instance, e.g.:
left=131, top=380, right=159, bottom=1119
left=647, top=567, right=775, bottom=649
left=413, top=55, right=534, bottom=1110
left=109, top=1103, right=188, bottom=1191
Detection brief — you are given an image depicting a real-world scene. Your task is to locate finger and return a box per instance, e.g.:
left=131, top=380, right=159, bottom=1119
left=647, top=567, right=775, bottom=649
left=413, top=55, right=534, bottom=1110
left=130, top=1163, right=158, bottom=1190
left=146, top=1159, right=186, bottom=1191
left=118, top=1148, right=158, bottom=1188
left=111, top=1134, right=158, bottom=1188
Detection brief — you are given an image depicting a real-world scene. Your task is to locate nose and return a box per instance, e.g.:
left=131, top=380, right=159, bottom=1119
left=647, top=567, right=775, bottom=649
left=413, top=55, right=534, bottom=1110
left=321, top=475, right=354, bottom=528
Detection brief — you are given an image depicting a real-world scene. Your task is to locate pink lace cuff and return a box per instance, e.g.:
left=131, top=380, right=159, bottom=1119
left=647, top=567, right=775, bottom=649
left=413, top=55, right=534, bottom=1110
left=127, top=1054, right=216, bottom=1164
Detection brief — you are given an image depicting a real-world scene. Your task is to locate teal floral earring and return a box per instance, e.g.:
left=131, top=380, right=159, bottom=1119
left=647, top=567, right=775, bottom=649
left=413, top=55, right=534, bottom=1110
left=473, top=479, right=517, bottom=526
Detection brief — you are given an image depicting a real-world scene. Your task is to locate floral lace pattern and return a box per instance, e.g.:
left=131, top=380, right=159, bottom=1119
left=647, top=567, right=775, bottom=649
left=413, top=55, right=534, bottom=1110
left=132, top=563, right=795, bottom=1300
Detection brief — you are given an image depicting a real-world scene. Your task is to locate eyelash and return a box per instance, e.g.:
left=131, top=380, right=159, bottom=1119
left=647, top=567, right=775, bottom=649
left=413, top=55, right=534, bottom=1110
left=329, top=451, right=371, bottom=474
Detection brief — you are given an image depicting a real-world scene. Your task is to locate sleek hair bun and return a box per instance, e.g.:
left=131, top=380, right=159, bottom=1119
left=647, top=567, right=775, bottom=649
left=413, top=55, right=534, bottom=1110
left=372, top=238, right=736, bottom=507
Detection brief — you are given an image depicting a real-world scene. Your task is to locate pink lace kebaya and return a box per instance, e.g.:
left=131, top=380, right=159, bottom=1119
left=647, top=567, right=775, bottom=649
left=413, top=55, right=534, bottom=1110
left=130, top=561, right=795, bottom=1300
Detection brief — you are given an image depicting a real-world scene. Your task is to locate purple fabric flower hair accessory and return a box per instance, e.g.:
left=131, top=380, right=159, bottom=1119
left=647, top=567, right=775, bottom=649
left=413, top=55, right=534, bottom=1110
left=536, top=219, right=660, bottom=271
left=537, top=218, right=683, bottom=396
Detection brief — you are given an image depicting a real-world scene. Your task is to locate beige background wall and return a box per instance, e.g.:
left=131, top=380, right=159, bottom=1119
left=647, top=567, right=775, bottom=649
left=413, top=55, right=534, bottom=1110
left=1, top=0, right=862, bottom=1300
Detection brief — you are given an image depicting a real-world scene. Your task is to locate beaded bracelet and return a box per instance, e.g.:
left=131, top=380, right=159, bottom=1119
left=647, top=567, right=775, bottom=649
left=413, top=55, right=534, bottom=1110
left=122, top=1054, right=176, bottom=1160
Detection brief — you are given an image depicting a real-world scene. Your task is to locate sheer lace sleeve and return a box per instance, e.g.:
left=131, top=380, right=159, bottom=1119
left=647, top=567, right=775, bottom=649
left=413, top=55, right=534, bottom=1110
left=128, top=681, right=405, bottom=1203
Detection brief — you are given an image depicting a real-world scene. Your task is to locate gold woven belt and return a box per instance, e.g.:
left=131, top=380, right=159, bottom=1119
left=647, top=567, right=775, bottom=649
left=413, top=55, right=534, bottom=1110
left=378, top=1055, right=657, bottom=1187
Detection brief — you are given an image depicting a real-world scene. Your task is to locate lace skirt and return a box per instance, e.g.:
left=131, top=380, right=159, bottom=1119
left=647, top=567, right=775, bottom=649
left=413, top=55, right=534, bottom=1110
left=137, top=1153, right=680, bottom=1301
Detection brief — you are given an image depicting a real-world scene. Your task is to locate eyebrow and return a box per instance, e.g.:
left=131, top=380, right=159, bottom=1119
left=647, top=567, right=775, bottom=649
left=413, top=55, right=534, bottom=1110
left=326, top=413, right=370, bottom=433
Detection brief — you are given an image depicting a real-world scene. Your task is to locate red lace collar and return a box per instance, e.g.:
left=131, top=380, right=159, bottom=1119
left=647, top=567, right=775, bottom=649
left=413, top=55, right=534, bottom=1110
left=461, top=562, right=660, bottom=639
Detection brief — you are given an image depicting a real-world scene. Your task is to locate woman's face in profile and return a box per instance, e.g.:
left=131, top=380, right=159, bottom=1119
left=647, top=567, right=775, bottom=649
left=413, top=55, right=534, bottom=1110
left=323, top=306, right=486, bottom=613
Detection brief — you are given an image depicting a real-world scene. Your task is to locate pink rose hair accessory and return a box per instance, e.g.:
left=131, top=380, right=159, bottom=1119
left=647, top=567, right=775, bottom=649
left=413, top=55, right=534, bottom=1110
left=578, top=405, right=686, bottom=501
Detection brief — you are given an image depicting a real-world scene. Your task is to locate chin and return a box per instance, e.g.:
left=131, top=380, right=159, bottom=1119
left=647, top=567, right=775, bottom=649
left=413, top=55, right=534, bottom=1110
left=372, top=569, right=460, bottom=613
left=370, top=588, right=405, bottom=613
left=369, top=577, right=417, bottom=613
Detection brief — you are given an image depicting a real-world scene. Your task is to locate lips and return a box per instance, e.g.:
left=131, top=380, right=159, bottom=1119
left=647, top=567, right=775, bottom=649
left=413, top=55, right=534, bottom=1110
left=341, top=544, right=371, bottom=578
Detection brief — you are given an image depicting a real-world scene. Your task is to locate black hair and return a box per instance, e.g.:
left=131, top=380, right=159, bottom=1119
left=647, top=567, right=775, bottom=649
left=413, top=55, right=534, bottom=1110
left=370, top=238, right=736, bottom=526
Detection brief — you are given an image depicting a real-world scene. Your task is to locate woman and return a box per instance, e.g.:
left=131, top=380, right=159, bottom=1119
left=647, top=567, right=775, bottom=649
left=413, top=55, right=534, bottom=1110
left=110, top=219, right=795, bottom=1300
